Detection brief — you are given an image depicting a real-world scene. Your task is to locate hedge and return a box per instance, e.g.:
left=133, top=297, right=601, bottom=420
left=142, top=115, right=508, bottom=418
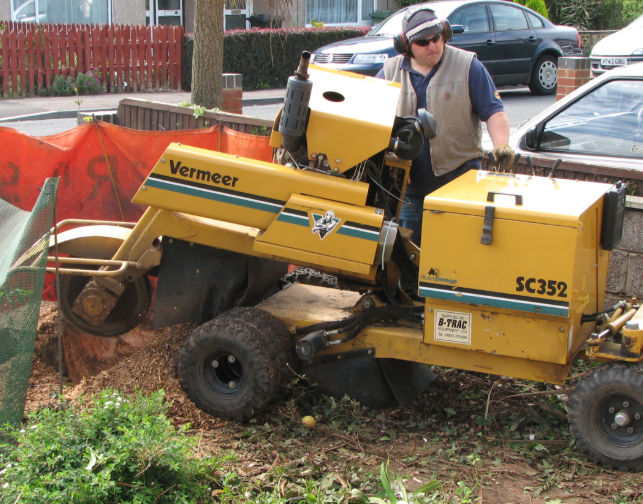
left=183, top=26, right=371, bottom=91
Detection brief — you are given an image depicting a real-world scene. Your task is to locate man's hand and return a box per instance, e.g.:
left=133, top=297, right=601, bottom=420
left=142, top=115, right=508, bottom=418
left=492, top=143, right=515, bottom=171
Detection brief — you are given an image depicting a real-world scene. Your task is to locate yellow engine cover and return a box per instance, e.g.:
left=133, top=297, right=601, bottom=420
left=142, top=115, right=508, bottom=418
left=419, top=170, right=613, bottom=365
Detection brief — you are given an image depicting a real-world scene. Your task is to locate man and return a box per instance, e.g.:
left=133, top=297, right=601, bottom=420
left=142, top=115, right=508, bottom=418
left=376, top=7, right=515, bottom=245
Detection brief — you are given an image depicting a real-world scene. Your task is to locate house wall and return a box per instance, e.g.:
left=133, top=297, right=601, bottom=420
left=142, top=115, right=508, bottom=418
left=1, top=0, right=12, bottom=21
left=184, top=0, right=194, bottom=33
left=112, top=0, right=145, bottom=25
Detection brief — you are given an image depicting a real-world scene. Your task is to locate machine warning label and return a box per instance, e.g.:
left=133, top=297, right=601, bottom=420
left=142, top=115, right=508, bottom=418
left=434, top=310, right=472, bottom=345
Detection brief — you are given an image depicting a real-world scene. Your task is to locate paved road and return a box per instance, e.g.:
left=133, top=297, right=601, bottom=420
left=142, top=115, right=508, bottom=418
left=4, top=86, right=555, bottom=141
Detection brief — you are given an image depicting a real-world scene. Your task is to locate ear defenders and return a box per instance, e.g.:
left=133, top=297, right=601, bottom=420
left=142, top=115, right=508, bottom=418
left=393, top=7, right=453, bottom=56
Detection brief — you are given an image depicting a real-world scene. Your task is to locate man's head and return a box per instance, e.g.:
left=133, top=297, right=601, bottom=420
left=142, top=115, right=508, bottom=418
left=404, top=8, right=446, bottom=67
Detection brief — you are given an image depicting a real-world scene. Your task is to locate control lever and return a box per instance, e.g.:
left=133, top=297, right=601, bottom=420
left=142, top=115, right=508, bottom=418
left=526, top=156, right=535, bottom=176
left=509, top=153, right=521, bottom=174
left=548, top=159, right=562, bottom=179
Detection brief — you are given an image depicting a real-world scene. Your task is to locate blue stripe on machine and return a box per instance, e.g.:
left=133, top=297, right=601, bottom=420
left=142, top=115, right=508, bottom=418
left=277, top=211, right=309, bottom=227
left=337, top=225, right=380, bottom=241
left=145, top=177, right=283, bottom=213
left=418, top=285, right=569, bottom=317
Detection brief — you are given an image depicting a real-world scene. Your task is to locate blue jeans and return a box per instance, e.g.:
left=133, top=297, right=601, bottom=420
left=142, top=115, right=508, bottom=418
left=399, top=163, right=479, bottom=246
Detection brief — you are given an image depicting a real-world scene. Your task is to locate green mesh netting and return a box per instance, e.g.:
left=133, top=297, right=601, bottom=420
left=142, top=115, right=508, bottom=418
left=0, top=178, right=58, bottom=428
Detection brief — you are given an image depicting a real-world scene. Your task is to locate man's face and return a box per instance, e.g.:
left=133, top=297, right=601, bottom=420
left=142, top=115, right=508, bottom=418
left=410, top=34, right=445, bottom=68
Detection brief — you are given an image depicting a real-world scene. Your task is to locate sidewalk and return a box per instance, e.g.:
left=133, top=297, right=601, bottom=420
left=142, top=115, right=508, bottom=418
left=0, top=88, right=286, bottom=122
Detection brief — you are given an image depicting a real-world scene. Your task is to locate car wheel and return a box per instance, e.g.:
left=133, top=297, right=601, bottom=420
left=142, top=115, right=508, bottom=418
left=529, top=55, right=558, bottom=96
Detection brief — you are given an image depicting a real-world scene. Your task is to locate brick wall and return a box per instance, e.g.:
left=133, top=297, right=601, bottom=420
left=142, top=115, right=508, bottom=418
left=556, top=57, right=591, bottom=101
left=606, top=197, right=643, bottom=307
left=222, top=73, right=243, bottom=114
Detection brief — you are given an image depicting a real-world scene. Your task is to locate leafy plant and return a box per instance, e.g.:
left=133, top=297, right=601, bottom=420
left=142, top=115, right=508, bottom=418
left=309, top=18, right=324, bottom=27
left=368, top=460, right=440, bottom=504
left=51, top=71, right=102, bottom=97
left=75, top=70, right=103, bottom=95
left=0, top=389, right=230, bottom=503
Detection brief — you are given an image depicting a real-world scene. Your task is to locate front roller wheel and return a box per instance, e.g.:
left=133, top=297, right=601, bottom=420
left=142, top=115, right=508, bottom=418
left=569, top=363, right=643, bottom=471
left=177, top=318, right=279, bottom=421
left=59, top=273, right=151, bottom=337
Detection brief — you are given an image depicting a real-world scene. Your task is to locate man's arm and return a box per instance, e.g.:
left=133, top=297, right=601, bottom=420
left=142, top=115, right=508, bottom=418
left=486, top=110, right=510, bottom=147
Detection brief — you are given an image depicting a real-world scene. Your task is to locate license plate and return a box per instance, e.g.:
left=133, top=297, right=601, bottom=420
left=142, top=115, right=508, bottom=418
left=601, top=57, right=627, bottom=67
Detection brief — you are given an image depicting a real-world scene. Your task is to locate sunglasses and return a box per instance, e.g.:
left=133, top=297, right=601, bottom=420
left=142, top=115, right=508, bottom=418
left=413, top=34, right=441, bottom=46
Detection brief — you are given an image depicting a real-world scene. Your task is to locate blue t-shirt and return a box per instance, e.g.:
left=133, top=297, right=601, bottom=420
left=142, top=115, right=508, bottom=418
left=376, top=55, right=504, bottom=196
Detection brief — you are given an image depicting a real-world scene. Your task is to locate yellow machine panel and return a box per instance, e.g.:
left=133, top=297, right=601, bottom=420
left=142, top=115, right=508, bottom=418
left=255, top=194, right=383, bottom=265
left=418, top=170, right=612, bottom=363
left=132, top=143, right=370, bottom=230
left=270, top=66, right=402, bottom=173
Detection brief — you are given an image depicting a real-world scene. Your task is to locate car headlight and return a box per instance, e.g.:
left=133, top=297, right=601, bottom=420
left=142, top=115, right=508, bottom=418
left=353, top=54, right=389, bottom=64
left=633, top=49, right=643, bottom=55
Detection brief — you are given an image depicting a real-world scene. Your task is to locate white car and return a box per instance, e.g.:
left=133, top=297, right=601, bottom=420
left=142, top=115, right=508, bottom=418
left=509, top=63, right=643, bottom=173
left=590, top=14, right=643, bottom=77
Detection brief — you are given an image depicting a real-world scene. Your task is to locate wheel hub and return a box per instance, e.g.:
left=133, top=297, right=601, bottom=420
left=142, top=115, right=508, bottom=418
left=72, top=277, right=125, bottom=325
left=205, top=351, right=244, bottom=396
left=598, top=394, right=643, bottom=447
left=539, top=62, right=557, bottom=90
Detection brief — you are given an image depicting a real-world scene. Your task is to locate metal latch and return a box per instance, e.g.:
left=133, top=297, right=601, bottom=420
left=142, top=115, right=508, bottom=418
left=481, top=205, right=495, bottom=245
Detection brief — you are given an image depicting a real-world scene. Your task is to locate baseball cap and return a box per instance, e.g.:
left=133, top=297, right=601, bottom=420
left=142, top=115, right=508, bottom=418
left=403, top=8, right=443, bottom=44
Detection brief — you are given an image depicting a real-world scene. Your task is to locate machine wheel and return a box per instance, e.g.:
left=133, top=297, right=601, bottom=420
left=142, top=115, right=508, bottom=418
left=529, top=55, right=558, bottom=95
left=177, top=318, right=279, bottom=421
left=568, top=363, right=643, bottom=471
left=58, top=273, right=151, bottom=337
left=217, top=307, right=297, bottom=389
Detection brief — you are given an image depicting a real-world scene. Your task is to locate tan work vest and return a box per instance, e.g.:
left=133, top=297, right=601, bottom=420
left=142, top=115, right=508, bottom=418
left=383, top=45, right=483, bottom=176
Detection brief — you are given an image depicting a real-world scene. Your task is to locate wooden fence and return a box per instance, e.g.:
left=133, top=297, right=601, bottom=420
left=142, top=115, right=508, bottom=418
left=117, top=98, right=273, bottom=133
left=0, top=21, right=184, bottom=98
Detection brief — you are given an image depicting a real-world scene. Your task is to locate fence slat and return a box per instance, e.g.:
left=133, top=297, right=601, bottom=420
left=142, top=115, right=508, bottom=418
left=69, top=25, right=76, bottom=78
left=100, top=25, right=108, bottom=93
left=83, top=26, right=91, bottom=74
left=12, top=31, right=21, bottom=98
left=153, top=26, right=160, bottom=91
left=35, top=29, right=43, bottom=95
left=123, top=26, right=131, bottom=93
left=107, top=24, right=115, bottom=93
left=115, top=26, right=123, bottom=93
left=146, top=26, right=153, bottom=90
left=44, top=29, right=52, bottom=92
left=160, top=25, right=168, bottom=90
left=177, top=25, right=184, bottom=91
left=168, top=26, right=176, bottom=91
left=137, top=26, right=145, bottom=91
left=27, top=30, right=35, bottom=97
left=1, top=31, right=9, bottom=98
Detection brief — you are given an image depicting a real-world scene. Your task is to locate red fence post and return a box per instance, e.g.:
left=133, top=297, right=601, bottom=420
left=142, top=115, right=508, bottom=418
left=1, top=30, right=10, bottom=98
left=153, top=25, right=160, bottom=91
left=123, top=25, right=131, bottom=92
left=27, top=29, right=36, bottom=97
left=44, top=28, right=52, bottom=93
left=107, top=24, right=115, bottom=93
left=177, top=25, right=183, bottom=91
left=35, top=28, right=43, bottom=95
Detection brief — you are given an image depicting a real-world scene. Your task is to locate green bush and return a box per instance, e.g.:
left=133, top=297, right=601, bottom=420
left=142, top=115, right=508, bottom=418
left=0, top=390, right=229, bottom=504
left=50, top=71, right=103, bottom=97
left=183, top=26, right=371, bottom=91
left=523, top=0, right=550, bottom=18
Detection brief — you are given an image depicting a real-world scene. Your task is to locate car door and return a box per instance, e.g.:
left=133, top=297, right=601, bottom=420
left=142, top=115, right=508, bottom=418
left=488, top=4, right=537, bottom=85
left=448, top=4, right=498, bottom=79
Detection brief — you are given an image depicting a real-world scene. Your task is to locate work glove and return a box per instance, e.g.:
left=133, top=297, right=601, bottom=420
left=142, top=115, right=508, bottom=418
left=491, top=143, right=516, bottom=171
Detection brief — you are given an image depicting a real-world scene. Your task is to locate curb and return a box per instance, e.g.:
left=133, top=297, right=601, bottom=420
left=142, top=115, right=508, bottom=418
left=0, top=96, right=284, bottom=123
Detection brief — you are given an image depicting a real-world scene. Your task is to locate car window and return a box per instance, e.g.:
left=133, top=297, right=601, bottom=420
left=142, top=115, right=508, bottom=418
left=489, top=4, right=529, bottom=31
left=539, top=79, right=643, bottom=159
left=526, top=11, right=544, bottom=28
left=368, top=3, right=455, bottom=36
left=449, top=5, right=490, bottom=34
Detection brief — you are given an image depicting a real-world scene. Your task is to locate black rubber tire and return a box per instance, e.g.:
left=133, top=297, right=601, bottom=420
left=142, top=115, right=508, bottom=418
left=569, top=362, right=643, bottom=471
left=58, top=273, right=151, bottom=337
left=529, top=55, right=558, bottom=95
left=177, top=318, right=279, bottom=421
left=281, top=267, right=338, bottom=289
left=217, top=307, right=297, bottom=389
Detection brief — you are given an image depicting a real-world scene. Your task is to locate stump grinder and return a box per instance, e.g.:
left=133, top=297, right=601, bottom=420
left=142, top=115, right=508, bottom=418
left=47, top=52, right=643, bottom=470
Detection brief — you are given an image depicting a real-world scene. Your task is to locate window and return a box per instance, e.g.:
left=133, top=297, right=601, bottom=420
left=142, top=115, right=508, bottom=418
left=306, top=0, right=375, bottom=25
left=449, top=5, right=490, bottom=34
left=539, top=79, right=643, bottom=159
left=526, top=11, right=544, bottom=28
left=12, top=0, right=111, bottom=23
left=489, top=4, right=529, bottom=31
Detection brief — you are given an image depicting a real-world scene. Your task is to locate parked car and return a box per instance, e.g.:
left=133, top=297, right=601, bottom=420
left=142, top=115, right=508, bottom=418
left=509, top=63, right=643, bottom=171
left=589, top=14, right=643, bottom=77
left=311, top=0, right=582, bottom=95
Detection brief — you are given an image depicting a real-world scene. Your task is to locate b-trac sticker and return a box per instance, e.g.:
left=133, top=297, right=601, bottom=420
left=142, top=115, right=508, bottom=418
left=516, top=277, right=568, bottom=298
left=434, top=310, right=472, bottom=345
left=169, top=160, right=239, bottom=187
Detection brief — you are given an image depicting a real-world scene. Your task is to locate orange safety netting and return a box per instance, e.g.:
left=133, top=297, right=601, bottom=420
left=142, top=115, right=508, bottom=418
left=0, top=121, right=273, bottom=221
left=0, top=121, right=274, bottom=298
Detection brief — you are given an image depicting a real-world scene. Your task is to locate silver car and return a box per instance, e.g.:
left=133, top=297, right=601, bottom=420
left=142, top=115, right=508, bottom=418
left=510, top=63, right=643, bottom=172
left=590, top=15, right=643, bottom=77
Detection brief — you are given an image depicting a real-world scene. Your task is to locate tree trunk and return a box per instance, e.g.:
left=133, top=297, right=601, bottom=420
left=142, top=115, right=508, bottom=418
left=191, top=0, right=223, bottom=109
